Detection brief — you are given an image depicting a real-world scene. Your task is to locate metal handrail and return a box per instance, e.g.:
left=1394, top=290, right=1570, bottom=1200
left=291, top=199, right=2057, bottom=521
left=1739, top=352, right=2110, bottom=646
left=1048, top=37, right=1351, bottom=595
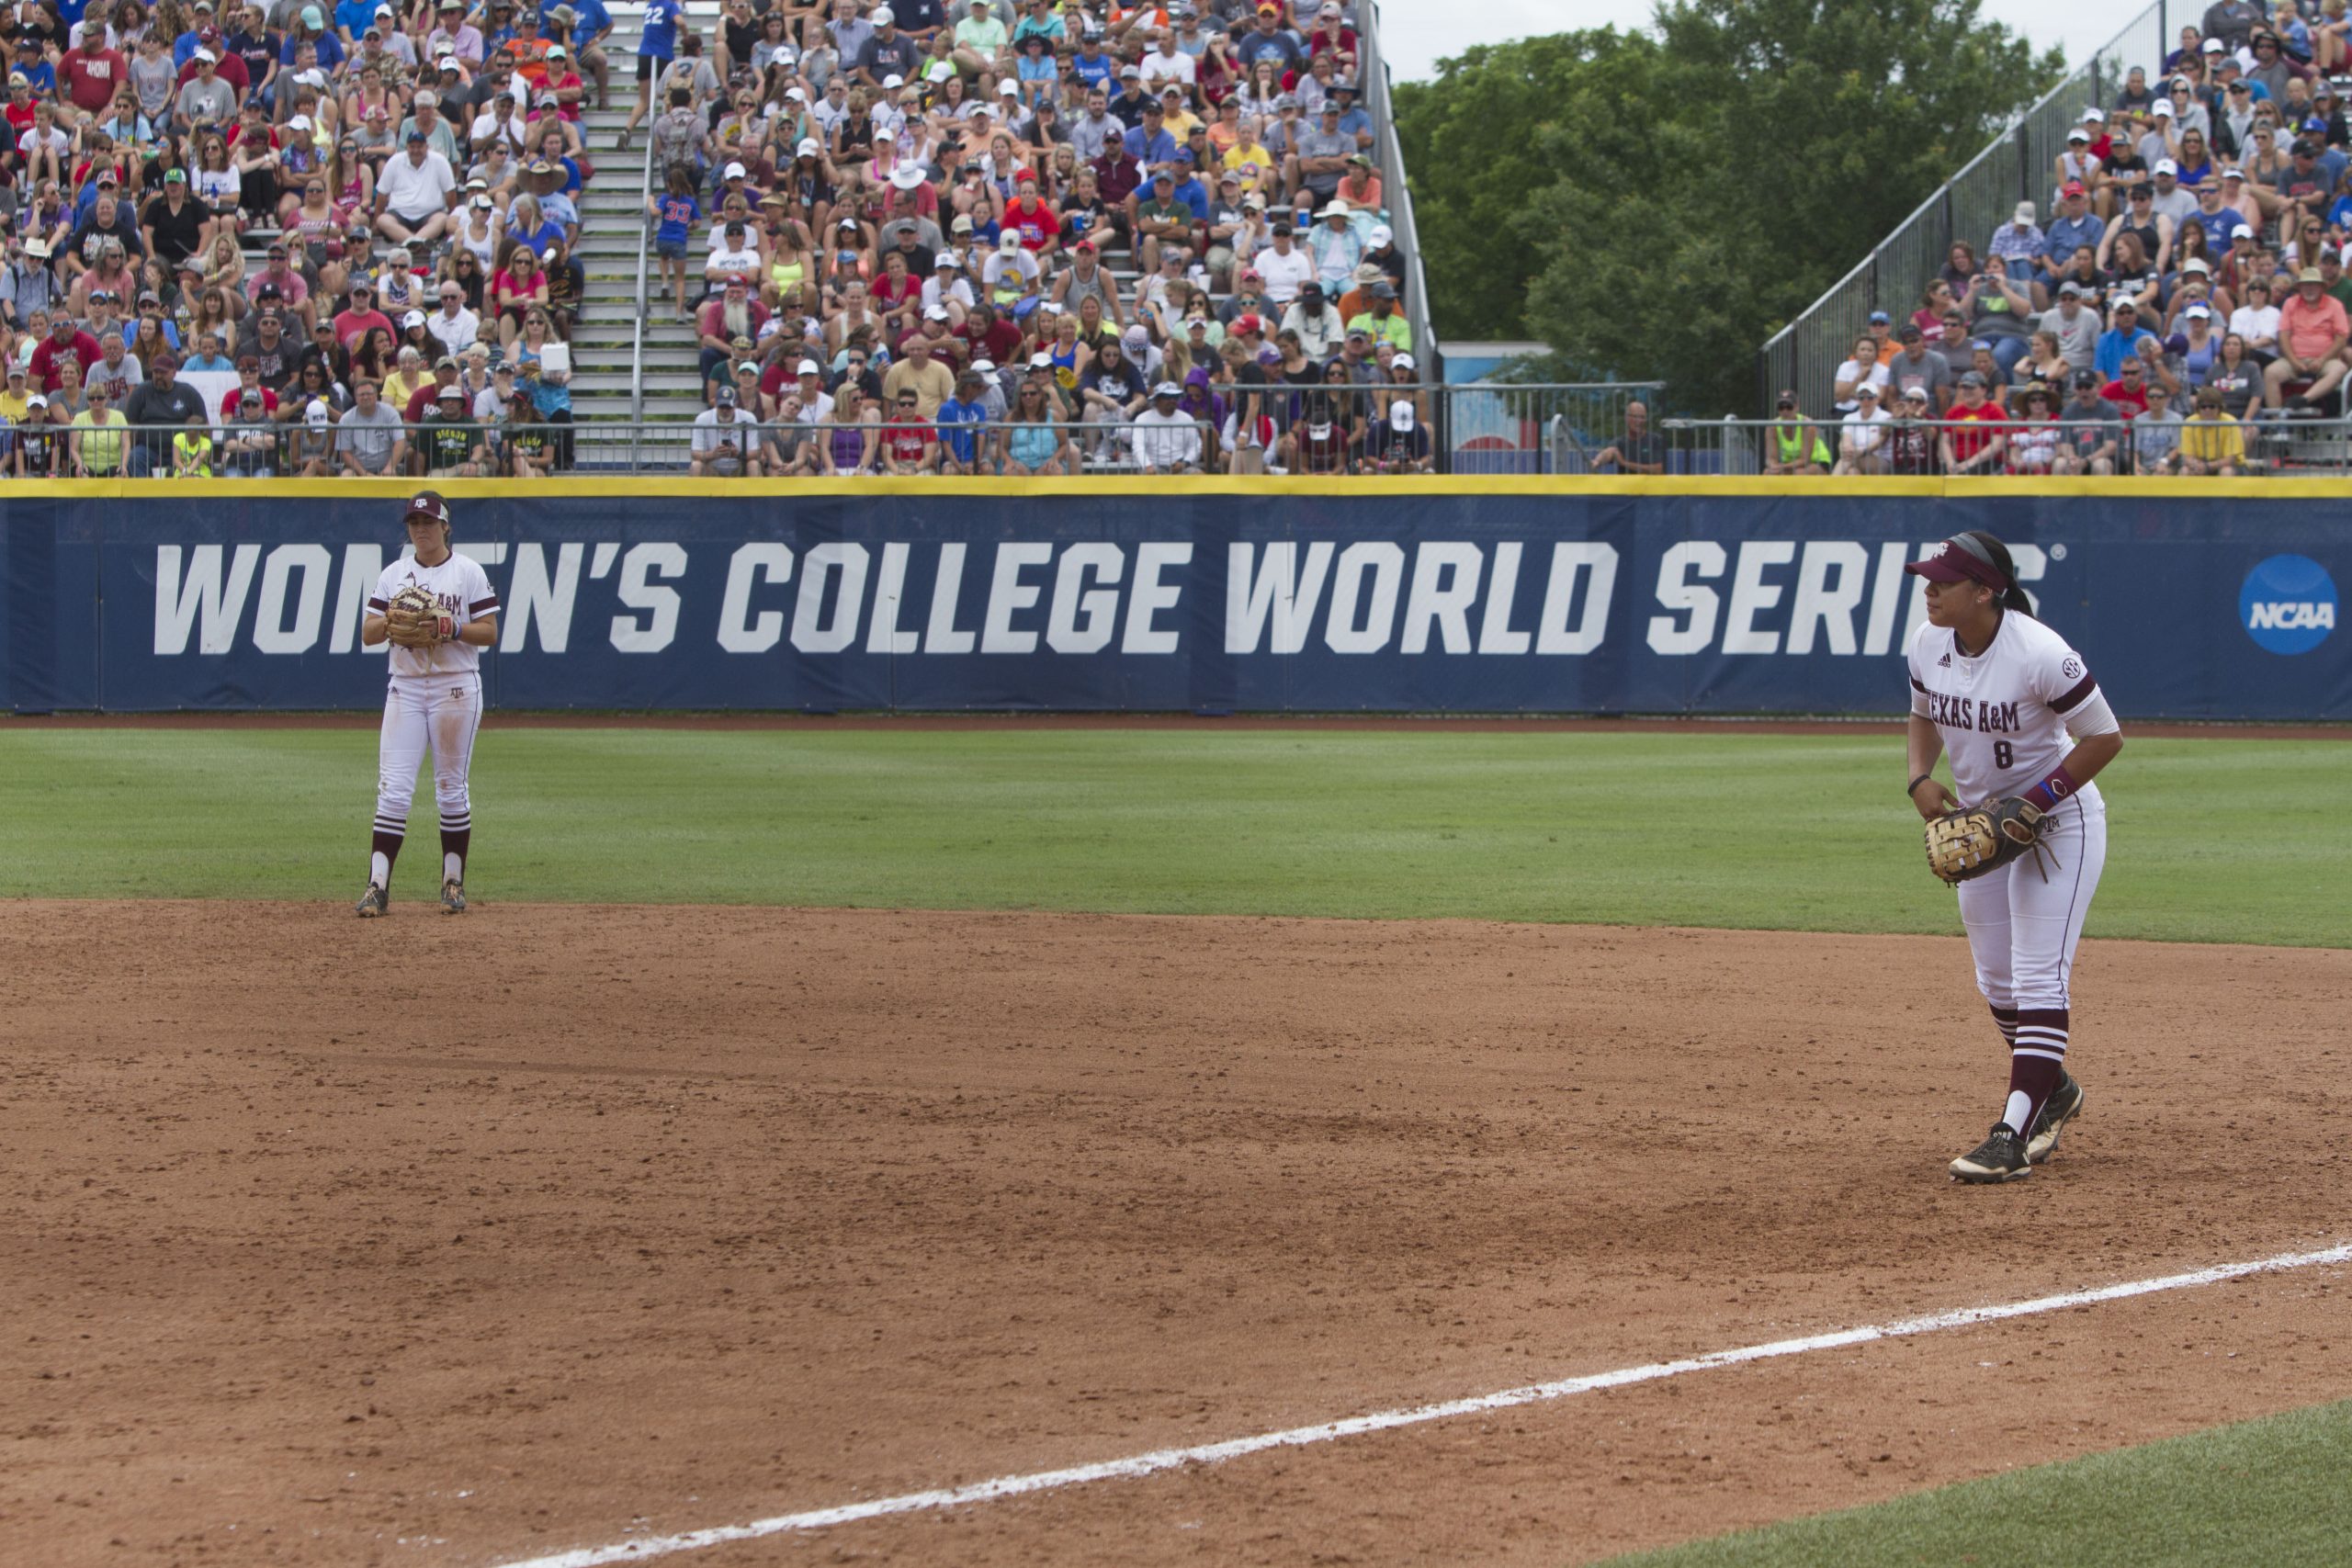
left=628, top=93, right=658, bottom=453
left=1756, top=0, right=2167, bottom=416
left=1354, top=0, right=1439, bottom=385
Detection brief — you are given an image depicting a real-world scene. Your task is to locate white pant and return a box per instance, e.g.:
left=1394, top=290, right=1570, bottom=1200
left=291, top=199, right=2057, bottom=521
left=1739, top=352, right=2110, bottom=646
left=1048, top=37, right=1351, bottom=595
left=375, top=672, right=481, bottom=839
left=1955, top=789, right=2107, bottom=1011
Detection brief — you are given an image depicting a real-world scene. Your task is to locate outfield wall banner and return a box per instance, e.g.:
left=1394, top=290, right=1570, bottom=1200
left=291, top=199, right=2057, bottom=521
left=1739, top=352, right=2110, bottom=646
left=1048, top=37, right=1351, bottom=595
left=2, top=488, right=2345, bottom=717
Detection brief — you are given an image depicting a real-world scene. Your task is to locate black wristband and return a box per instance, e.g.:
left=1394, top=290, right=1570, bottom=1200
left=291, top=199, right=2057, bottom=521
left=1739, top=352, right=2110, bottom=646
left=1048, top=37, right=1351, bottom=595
left=1907, top=772, right=1935, bottom=799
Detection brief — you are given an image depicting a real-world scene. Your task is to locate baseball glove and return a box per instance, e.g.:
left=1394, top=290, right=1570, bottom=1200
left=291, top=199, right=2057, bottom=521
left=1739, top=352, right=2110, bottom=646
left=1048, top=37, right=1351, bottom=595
left=385, top=584, right=453, bottom=648
left=1924, top=796, right=2054, bottom=885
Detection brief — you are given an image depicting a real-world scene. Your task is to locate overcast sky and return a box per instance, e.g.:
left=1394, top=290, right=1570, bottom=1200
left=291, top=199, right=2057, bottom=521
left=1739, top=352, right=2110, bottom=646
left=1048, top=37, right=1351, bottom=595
left=1377, top=0, right=2148, bottom=84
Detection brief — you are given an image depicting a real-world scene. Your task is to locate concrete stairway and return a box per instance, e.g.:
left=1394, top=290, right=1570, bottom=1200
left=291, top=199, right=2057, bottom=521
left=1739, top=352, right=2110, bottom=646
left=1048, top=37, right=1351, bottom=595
left=569, top=0, right=722, bottom=465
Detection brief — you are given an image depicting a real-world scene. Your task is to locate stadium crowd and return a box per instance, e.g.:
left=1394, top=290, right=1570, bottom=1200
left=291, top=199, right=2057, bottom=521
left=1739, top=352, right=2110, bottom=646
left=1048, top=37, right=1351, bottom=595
left=1757, top=6, right=2352, bottom=477
left=0, top=0, right=1432, bottom=478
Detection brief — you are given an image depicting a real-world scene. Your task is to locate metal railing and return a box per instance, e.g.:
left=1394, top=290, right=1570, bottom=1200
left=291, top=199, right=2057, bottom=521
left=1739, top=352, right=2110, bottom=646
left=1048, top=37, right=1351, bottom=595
left=1435, top=381, right=1665, bottom=474
left=29, top=387, right=1705, bottom=475
left=1355, top=0, right=1440, bottom=388
left=628, top=93, right=658, bottom=428
left=1758, top=0, right=2175, bottom=417
left=1634, top=411, right=2336, bottom=476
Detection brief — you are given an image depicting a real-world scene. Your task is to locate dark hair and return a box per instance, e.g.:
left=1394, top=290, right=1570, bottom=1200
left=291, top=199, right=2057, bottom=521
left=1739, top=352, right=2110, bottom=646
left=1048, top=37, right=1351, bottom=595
left=1959, top=529, right=2035, bottom=615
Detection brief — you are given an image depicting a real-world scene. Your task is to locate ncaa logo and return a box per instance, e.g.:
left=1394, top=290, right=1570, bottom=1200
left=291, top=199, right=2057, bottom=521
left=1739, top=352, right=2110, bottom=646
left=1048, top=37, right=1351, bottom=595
left=2240, top=555, right=2337, bottom=656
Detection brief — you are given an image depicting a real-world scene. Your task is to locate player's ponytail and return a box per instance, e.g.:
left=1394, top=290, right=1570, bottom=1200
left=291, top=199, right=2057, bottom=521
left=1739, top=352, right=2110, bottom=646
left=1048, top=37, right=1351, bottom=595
left=1962, top=530, right=2036, bottom=617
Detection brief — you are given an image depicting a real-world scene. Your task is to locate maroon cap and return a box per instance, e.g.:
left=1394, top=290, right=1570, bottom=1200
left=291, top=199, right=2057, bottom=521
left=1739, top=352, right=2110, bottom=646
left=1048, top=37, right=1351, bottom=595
left=1905, top=535, right=2009, bottom=589
left=404, top=491, right=451, bottom=525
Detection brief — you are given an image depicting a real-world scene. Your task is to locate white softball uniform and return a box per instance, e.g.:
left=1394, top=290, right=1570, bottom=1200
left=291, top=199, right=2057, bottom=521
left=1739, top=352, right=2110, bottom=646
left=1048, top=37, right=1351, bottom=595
left=369, top=551, right=500, bottom=841
left=1908, top=612, right=2120, bottom=1012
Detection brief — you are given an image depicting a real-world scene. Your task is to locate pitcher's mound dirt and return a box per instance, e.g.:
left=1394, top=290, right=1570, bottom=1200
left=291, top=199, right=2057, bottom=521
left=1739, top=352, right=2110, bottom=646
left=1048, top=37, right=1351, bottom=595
left=4, top=902, right=2346, bottom=1567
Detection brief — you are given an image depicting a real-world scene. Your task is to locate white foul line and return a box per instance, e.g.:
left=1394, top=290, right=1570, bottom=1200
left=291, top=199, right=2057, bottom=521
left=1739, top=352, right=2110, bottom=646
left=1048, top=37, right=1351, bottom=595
left=488, top=1238, right=2349, bottom=1568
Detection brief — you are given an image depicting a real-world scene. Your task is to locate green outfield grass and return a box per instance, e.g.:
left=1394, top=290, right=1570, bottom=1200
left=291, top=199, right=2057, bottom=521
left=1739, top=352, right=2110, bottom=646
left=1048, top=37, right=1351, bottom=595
left=0, top=728, right=2341, bottom=945
left=1599, top=1396, right=2352, bottom=1567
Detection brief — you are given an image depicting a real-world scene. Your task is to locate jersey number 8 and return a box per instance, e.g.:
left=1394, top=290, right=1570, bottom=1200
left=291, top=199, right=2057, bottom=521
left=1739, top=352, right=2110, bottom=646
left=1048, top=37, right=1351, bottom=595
left=1994, top=740, right=2014, bottom=770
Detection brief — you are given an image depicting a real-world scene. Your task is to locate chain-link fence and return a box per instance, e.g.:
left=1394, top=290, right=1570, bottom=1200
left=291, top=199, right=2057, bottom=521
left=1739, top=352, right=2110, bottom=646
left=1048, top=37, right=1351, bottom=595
left=1758, top=0, right=2176, bottom=419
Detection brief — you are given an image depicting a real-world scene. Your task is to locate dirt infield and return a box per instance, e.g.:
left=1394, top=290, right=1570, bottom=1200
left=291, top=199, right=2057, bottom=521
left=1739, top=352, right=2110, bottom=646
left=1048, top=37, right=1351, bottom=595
left=6, top=903, right=2348, bottom=1567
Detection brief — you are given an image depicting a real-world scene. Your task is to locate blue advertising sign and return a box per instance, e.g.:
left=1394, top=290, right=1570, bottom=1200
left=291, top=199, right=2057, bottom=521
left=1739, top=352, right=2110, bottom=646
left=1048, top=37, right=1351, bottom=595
left=5, top=484, right=2347, bottom=718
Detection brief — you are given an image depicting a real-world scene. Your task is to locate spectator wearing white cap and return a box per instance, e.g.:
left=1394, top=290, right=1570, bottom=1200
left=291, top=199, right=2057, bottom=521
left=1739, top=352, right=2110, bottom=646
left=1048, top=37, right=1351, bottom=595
left=1305, top=195, right=1362, bottom=289
left=1832, top=383, right=1892, bottom=475
left=1130, top=379, right=1203, bottom=473
left=2148, top=158, right=2198, bottom=224
left=978, top=230, right=1042, bottom=310
left=923, top=248, right=978, bottom=323
left=1990, top=201, right=2046, bottom=286
left=176, top=46, right=238, bottom=126
left=854, top=6, right=923, bottom=90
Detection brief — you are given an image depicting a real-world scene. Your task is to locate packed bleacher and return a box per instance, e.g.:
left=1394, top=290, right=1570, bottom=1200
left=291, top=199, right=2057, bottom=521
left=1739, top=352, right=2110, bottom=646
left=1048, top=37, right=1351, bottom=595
left=0, top=0, right=1432, bottom=478
left=1754, top=8, right=2352, bottom=478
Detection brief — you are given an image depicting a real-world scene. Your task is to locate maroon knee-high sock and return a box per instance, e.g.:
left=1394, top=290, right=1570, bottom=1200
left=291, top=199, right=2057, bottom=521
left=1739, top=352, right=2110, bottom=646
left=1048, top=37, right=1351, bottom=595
left=370, top=828, right=403, bottom=886
left=2005, top=1008, right=2070, bottom=1134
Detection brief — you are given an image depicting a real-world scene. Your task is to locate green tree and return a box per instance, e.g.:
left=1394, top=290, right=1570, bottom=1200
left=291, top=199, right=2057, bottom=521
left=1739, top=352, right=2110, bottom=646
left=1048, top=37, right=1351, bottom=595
left=1396, top=0, right=2064, bottom=412
left=1392, top=31, right=1660, bottom=345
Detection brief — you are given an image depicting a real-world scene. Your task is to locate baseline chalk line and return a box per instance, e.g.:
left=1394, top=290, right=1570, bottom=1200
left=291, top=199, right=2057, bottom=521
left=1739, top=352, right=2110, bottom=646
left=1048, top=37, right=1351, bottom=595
left=487, top=1237, right=2349, bottom=1568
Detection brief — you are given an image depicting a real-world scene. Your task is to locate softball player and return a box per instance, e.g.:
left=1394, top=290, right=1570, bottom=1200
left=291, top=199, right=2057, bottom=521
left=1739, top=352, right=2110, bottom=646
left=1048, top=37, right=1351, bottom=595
left=1903, top=531, right=2125, bottom=1183
left=355, top=492, right=501, bottom=918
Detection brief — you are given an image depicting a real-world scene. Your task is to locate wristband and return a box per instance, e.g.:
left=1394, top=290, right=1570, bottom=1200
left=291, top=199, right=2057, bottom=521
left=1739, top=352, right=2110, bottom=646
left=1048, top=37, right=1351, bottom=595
left=2023, top=761, right=2083, bottom=814
left=1906, top=772, right=1936, bottom=799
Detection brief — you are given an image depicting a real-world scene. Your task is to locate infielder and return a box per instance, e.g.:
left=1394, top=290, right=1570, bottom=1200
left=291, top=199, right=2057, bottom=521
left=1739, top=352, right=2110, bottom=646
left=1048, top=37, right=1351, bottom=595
left=356, top=491, right=500, bottom=917
left=1904, top=531, right=2124, bottom=1183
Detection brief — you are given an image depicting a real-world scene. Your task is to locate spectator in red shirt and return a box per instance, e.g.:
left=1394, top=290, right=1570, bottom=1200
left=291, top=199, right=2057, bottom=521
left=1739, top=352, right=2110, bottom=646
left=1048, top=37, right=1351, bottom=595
left=2100, top=356, right=2154, bottom=415
left=877, top=388, right=938, bottom=473
left=331, top=278, right=394, bottom=348
left=696, top=278, right=769, bottom=378
left=958, top=299, right=1021, bottom=367
left=62, top=29, right=130, bottom=118
left=218, top=355, right=282, bottom=421
left=1092, top=127, right=1143, bottom=211
left=29, top=312, right=101, bottom=392
left=870, top=247, right=923, bottom=334
left=176, top=28, right=251, bottom=96
left=1938, top=372, right=2008, bottom=472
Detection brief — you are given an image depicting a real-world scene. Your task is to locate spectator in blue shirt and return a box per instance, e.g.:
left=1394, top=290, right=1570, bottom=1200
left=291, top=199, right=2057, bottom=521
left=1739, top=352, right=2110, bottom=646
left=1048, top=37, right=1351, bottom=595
left=1232, top=4, right=1304, bottom=73
left=1326, top=81, right=1373, bottom=149
left=936, top=369, right=989, bottom=473
left=280, top=8, right=346, bottom=73
left=333, top=0, right=377, bottom=42
left=2039, top=182, right=2103, bottom=288
left=1068, top=31, right=1114, bottom=90
left=12, top=37, right=56, bottom=96
left=2095, top=299, right=2158, bottom=375
left=2186, top=179, right=2249, bottom=253
left=621, top=0, right=684, bottom=148
left=1169, top=150, right=1210, bottom=220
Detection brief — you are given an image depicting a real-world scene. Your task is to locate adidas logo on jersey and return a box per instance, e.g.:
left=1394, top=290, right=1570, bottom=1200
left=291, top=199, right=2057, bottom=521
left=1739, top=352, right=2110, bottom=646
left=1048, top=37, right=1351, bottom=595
left=1938, top=650, right=1951, bottom=666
